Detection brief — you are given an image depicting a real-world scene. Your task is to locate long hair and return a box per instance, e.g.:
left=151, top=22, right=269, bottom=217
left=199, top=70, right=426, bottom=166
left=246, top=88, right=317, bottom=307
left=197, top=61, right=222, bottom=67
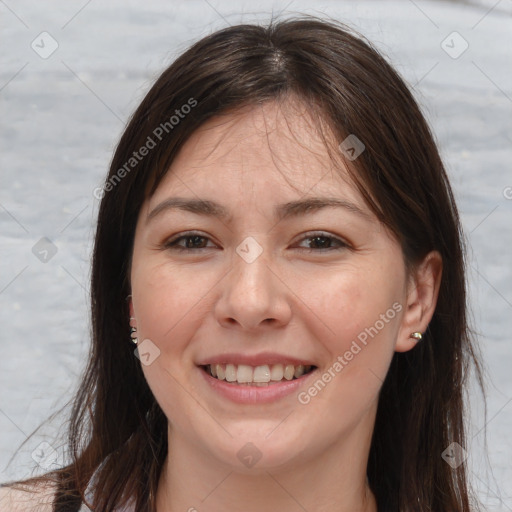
left=4, top=16, right=484, bottom=512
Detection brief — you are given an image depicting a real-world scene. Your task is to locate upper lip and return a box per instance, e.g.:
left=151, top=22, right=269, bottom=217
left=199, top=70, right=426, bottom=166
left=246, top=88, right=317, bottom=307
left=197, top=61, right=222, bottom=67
left=196, top=352, right=316, bottom=367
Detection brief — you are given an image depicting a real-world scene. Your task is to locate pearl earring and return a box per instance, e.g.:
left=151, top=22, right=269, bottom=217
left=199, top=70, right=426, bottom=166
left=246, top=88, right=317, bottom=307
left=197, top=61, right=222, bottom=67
left=130, top=316, right=138, bottom=345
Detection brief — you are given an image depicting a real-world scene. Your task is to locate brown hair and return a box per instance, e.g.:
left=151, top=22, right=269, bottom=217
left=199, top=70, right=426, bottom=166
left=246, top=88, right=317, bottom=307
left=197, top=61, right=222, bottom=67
left=3, top=15, right=484, bottom=512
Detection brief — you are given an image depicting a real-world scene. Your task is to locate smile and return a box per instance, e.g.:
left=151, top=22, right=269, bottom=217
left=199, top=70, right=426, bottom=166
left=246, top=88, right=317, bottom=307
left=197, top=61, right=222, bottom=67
left=202, top=363, right=316, bottom=386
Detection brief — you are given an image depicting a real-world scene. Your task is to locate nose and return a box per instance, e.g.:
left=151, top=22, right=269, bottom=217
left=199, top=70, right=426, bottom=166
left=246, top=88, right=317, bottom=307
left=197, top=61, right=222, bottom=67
left=214, top=247, right=292, bottom=331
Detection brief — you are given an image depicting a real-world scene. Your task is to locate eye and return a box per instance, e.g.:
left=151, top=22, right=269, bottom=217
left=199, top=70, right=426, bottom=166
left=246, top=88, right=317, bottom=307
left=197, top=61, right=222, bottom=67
left=295, top=232, right=350, bottom=252
left=162, top=231, right=349, bottom=253
left=164, top=232, right=218, bottom=252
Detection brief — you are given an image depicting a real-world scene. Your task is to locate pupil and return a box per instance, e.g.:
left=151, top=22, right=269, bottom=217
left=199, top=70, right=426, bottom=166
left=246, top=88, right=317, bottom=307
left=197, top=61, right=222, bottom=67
left=311, top=236, right=329, bottom=248
left=187, top=236, right=205, bottom=248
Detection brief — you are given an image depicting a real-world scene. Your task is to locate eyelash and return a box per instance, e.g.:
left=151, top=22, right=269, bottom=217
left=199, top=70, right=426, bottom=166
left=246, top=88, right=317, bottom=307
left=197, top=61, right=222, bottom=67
left=163, top=231, right=350, bottom=253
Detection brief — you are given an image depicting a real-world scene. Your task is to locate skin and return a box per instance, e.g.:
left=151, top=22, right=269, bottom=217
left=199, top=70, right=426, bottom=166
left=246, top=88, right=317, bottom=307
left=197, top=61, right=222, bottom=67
left=129, top=98, right=442, bottom=512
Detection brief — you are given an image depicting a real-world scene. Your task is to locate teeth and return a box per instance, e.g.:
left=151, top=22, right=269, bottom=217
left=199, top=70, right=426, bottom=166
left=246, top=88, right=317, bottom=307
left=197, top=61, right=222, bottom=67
left=270, top=363, right=284, bottom=381
left=225, top=364, right=237, bottom=382
left=283, top=364, right=295, bottom=380
left=253, top=365, right=271, bottom=383
left=237, top=364, right=253, bottom=383
left=294, top=364, right=305, bottom=378
left=207, top=363, right=313, bottom=384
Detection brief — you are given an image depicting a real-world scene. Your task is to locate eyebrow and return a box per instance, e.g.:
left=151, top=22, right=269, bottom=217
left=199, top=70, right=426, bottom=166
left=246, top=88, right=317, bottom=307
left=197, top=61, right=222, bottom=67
left=146, top=197, right=371, bottom=224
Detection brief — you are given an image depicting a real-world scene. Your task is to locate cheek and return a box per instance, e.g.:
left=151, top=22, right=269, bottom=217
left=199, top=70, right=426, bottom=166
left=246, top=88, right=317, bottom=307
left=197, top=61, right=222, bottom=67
left=293, top=265, right=404, bottom=423
left=293, top=260, right=405, bottom=365
left=130, top=255, right=223, bottom=363
left=130, top=259, right=214, bottom=418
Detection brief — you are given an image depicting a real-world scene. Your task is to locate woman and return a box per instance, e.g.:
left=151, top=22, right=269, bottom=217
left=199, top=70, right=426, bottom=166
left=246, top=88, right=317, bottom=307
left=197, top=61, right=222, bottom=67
left=0, top=15, right=484, bottom=512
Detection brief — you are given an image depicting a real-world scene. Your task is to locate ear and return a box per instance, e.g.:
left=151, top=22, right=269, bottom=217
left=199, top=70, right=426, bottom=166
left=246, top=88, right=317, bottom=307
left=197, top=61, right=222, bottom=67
left=395, top=251, right=442, bottom=353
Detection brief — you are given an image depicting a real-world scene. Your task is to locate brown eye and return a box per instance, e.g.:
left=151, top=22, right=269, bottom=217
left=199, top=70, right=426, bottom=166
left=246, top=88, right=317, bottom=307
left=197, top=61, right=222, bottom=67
left=296, top=232, right=349, bottom=252
left=308, top=236, right=334, bottom=249
left=164, top=232, right=217, bottom=251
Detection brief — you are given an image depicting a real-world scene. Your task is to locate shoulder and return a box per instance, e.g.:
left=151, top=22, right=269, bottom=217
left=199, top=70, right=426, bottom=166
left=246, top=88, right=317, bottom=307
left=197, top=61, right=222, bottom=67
left=0, top=482, right=56, bottom=512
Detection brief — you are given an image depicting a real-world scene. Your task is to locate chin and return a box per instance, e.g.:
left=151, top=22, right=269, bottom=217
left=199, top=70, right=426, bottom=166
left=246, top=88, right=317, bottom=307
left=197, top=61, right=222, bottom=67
left=207, top=427, right=311, bottom=473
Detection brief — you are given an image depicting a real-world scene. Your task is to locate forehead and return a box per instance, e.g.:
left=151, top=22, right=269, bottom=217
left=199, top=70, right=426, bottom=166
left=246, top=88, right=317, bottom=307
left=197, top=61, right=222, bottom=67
left=149, top=99, right=361, bottom=207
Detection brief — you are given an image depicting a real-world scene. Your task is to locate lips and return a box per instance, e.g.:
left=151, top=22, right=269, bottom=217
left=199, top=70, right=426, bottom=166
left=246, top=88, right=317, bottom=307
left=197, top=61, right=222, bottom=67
left=196, top=352, right=318, bottom=402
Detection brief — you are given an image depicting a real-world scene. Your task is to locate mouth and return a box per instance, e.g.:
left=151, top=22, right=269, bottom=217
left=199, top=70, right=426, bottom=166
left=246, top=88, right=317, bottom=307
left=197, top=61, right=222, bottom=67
left=200, top=363, right=317, bottom=386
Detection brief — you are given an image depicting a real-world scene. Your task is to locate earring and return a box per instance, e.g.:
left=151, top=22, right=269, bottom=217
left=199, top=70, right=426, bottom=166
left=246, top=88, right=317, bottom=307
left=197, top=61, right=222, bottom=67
left=130, top=316, right=138, bottom=345
left=410, top=332, right=423, bottom=342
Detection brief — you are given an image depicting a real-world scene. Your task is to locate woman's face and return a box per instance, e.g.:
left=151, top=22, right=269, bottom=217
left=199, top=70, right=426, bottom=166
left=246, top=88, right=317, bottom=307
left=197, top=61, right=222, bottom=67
left=130, top=100, right=420, bottom=472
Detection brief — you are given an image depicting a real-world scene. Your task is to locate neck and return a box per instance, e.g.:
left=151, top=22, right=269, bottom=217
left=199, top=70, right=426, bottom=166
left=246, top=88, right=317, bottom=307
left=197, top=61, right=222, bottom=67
left=156, top=411, right=378, bottom=512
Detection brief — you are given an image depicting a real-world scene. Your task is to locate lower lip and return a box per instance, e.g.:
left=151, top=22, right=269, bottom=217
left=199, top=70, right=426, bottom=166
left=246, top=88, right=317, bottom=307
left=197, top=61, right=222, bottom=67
left=198, top=366, right=316, bottom=404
